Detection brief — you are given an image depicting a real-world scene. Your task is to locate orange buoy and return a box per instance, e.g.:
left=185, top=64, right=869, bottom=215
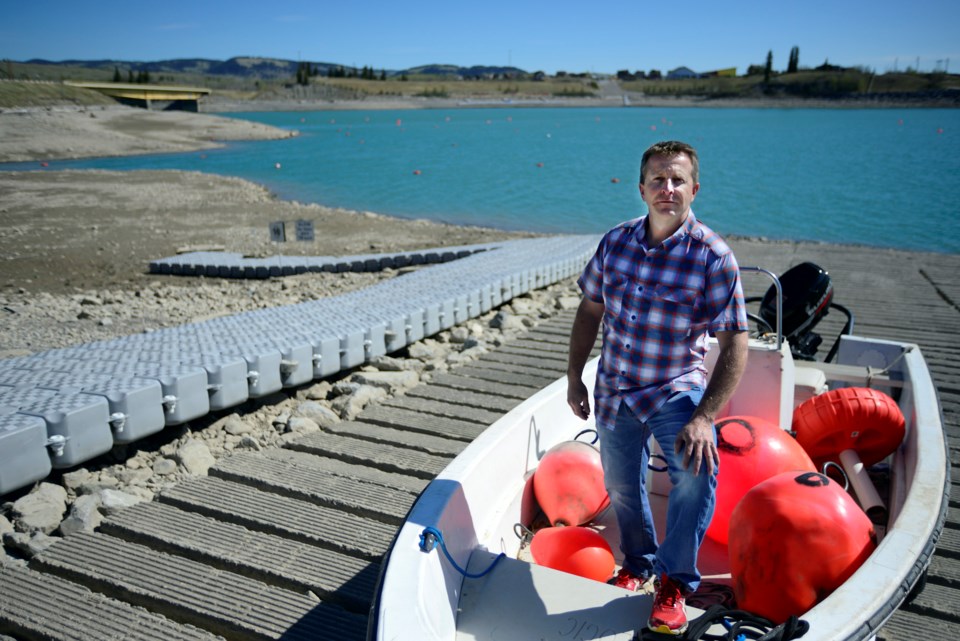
left=793, top=387, right=905, bottom=518
left=793, top=387, right=905, bottom=471
left=533, top=440, right=609, bottom=527
left=706, top=416, right=815, bottom=544
left=729, top=471, right=876, bottom=623
left=530, top=526, right=614, bottom=582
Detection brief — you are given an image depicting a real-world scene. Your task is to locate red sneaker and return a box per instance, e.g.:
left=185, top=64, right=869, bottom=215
left=607, top=568, right=656, bottom=594
left=648, top=574, right=688, bottom=635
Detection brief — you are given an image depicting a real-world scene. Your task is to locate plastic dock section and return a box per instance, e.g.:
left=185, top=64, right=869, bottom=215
left=146, top=241, right=506, bottom=278
left=0, top=235, right=599, bottom=497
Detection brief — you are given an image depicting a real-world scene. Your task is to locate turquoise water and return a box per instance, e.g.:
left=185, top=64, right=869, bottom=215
left=6, top=107, right=959, bottom=252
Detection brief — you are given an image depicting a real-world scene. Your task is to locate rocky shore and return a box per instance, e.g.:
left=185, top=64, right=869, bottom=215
left=0, top=102, right=561, bottom=565
left=0, top=278, right=582, bottom=563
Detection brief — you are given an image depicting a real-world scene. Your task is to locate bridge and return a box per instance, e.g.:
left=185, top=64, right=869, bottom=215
left=63, top=81, right=212, bottom=111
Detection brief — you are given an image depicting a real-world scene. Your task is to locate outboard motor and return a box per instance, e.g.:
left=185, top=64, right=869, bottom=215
left=759, top=262, right=832, bottom=360
left=756, top=262, right=852, bottom=362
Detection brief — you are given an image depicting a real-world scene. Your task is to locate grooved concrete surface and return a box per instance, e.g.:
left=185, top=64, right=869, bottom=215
left=1, top=239, right=958, bottom=641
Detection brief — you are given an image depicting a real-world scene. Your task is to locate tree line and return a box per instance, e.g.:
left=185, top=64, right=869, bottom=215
left=112, top=66, right=151, bottom=84
left=296, top=62, right=386, bottom=85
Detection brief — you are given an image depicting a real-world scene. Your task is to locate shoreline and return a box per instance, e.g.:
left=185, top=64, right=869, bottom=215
left=202, top=92, right=960, bottom=113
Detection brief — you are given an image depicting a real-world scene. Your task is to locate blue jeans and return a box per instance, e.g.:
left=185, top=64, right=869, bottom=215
left=598, top=389, right=717, bottom=592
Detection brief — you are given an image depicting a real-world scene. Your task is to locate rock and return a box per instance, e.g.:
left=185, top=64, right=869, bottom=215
left=489, top=311, right=526, bottom=331
left=175, top=438, right=216, bottom=476
left=236, top=435, right=263, bottom=451
left=293, top=401, right=340, bottom=428
left=11, top=482, right=68, bottom=534
left=408, top=341, right=447, bottom=362
left=59, top=494, right=102, bottom=536
left=287, top=416, right=321, bottom=434
left=223, top=416, right=254, bottom=435
left=3, top=531, right=59, bottom=558
left=331, top=380, right=361, bottom=397
left=113, top=467, right=152, bottom=486
left=271, top=411, right=291, bottom=430
left=303, top=380, right=333, bottom=400
left=153, top=458, right=178, bottom=476
left=351, top=370, right=420, bottom=394
left=331, top=384, right=388, bottom=420
left=61, top=468, right=95, bottom=495
left=447, top=344, right=489, bottom=366
left=98, top=489, right=142, bottom=515
left=449, top=326, right=471, bottom=343
left=370, top=356, right=409, bottom=372
left=556, top=295, right=582, bottom=310
left=510, top=298, right=538, bottom=315
left=0, top=514, right=14, bottom=537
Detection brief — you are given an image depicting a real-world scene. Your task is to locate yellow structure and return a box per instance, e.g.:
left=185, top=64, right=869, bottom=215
left=63, top=81, right=211, bottom=111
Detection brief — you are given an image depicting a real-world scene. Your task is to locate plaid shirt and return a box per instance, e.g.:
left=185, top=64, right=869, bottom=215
left=578, top=212, right=748, bottom=430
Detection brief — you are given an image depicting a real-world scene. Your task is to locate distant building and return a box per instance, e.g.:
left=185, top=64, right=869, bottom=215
left=667, top=66, right=699, bottom=79
left=701, top=67, right=737, bottom=78
left=616, top=69, right=647, bottom=81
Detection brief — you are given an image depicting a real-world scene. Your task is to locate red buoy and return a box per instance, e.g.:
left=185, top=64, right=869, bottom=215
left=533, top=440, right=609, bottom=527
left=530, top=526, right=614, bottom=582
left=729, top=471, right=877, bottom=623
left=793, top=387, right=905, bottom=471
left=706, top=416, right=815, bottom=544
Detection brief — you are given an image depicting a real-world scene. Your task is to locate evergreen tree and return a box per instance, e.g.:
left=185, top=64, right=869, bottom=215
left=112, top=66, right=121, bottom=82
left=296, top=62, right=310, bottom=85
left=764, top=50, right=773, bottom=86
left=787, top=46, right=800, bottom=73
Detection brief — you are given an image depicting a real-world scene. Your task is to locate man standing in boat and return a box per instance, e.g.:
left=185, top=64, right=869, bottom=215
left=566, top=140, right=749, bottom=636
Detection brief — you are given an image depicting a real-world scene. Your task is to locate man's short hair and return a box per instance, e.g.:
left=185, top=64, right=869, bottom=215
left=640, top=140, right=700, bottom=184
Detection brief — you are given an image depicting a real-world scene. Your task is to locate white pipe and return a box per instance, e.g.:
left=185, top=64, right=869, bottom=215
left=838, top=448, right=887, bottom=522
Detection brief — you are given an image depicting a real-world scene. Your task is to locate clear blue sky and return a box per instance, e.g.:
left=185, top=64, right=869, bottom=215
left=3, top=0, right=957, bottom=75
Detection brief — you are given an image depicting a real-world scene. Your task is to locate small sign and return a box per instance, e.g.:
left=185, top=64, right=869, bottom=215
left=295, top=219, right=315, bottom=242
left=269, top=221, right=286, bottom=242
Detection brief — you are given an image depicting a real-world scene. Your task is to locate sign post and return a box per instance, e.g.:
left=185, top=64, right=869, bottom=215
left=269, top=221, right=287, bottom=243
left=295, top=219, right=315, bottom=242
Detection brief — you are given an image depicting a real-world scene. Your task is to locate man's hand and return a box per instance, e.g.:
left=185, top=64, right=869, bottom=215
left=674, top=414, right=718, bottom=476
left=566, top=297, right=603, bottom=421
left=675, top=329, right=747, bottom=476
left=567, top=378, right=591, bottom=420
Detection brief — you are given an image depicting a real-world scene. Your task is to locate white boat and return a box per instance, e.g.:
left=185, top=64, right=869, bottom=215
left=367, top=264, right=948, bottom=641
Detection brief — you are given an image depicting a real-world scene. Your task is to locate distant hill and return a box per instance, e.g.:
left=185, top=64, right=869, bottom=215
left=17, top=57, right=531, bottom=79
left=405, top=64, right=530, bottom=78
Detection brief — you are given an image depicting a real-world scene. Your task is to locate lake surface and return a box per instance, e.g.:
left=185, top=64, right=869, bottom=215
left=8, top=106, right=960, bottom=253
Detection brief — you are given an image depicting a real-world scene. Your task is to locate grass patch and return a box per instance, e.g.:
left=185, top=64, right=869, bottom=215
left=0, top=80, right=115, bottom=109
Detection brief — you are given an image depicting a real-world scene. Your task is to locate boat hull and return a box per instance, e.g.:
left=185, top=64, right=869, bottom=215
left=369, top=334, right=947, bottom=641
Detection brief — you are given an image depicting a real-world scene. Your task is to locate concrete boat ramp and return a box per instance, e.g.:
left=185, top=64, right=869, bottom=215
left=1, top=238, right=959, bottom=641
